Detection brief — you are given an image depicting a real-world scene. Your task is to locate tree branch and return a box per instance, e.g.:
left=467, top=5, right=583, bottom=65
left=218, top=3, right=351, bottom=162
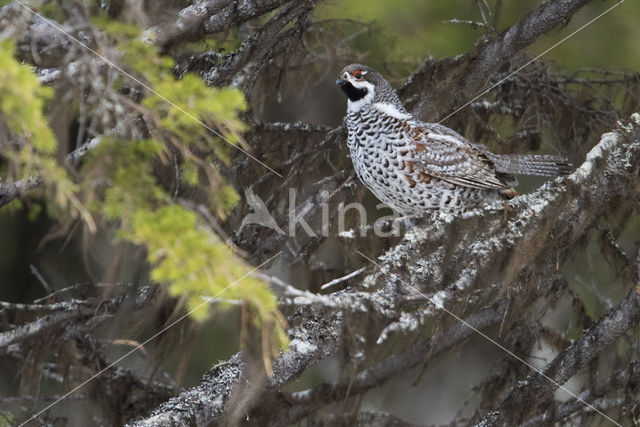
left=157, top=0, right=295, bottom=51
left=481, top=250, right=640, bottom=424
left=398, top=0, right=594, bottom=119
left=0, top=136, right=102, bottom=208
left=523, top=361, right=640, bottom=426
left=181, top=0, right=315, bottom=87
left=133, top=114, right=640, bottom=425
left=130, top=309, right=342, bottom=426
left=265, top=300, right=508, bottom=425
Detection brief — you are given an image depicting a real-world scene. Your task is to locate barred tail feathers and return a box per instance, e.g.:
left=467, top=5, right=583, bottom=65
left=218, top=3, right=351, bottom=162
left=490, top=154, right=572, bottom=177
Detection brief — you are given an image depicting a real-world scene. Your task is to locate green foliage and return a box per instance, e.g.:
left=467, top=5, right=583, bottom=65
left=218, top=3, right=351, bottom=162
left=0, top=11, right=287, bottom=360
left=80, top=136, right=287, bottom=351
left=124, top=205, right=288, bottom=351
left=0, top=411, right=15, bottom=427
left=126, top=206, right=241, bottom=313
left=216, top=184, right=241, bottom=217
left=93, top=17, right=247, bottom=143
left=40, top=1, right=65, bottom=22
left=0, top=39, right=92, bottom=228
left=83, top=138, right=166, bottom=220
left=81, top=15, right=287, bottom=353
left=147, top=73, right=247, bottom=149
left=180, top=29, right=244, bottom=57
left=182, top=161, right=199, bottom=186
left=93, top=16, right=246, bottom=216
left=27, top=203, right=43, bottom=222
left=0, top=39, right=55, bottom=153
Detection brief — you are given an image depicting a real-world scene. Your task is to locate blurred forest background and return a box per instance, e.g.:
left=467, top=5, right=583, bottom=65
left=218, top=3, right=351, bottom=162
left=1, top=0, right=640, bottom=425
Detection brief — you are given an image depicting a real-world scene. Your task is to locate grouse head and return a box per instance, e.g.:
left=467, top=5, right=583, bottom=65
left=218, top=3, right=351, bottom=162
left=336, top=64, right=405, bottom=114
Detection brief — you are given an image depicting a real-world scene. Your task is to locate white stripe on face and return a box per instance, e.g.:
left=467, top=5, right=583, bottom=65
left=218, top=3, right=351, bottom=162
left=347, top=80, right=375, bottom=113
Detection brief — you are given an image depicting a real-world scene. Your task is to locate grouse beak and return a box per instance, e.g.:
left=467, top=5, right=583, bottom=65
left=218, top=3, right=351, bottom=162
left=335, top=78, right=348, bottom=88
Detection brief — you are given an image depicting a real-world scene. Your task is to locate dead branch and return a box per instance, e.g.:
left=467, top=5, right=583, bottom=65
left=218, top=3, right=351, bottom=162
left=522, top=360, right=640, bottom=426
left=481, top=245, right=640, bottom=425
left=0, top=137, right=102, bottom=208
left=157, top=0, right=296, bottom=51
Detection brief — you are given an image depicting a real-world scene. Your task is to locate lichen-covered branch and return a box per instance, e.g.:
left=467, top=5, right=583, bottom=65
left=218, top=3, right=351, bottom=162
left=2, top=283, right=175, bottom=425
left=228, top=0, right=628, bottom=267
left=131, top=310, right=342, bottom=426
left=263, top=300, right=508, bottom=425
left=157, top=0, right=295, bottom=51
left=133, top=114, right=640, bottom=425
left=3, top=1, right=639, bottom=425
left=170, top=0, right=317, bottom=95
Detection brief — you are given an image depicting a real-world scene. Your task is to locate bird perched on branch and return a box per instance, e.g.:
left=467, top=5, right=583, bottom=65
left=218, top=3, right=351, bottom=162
left=336, top=63, right=572, bottom=216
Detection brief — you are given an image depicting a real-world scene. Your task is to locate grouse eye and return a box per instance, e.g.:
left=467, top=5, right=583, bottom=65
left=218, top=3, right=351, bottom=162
left=353, top=70, right=362, bottom=79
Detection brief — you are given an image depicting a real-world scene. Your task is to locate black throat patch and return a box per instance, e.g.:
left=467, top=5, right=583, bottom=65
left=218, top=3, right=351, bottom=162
left=339, top=82, right=368, bottom=102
